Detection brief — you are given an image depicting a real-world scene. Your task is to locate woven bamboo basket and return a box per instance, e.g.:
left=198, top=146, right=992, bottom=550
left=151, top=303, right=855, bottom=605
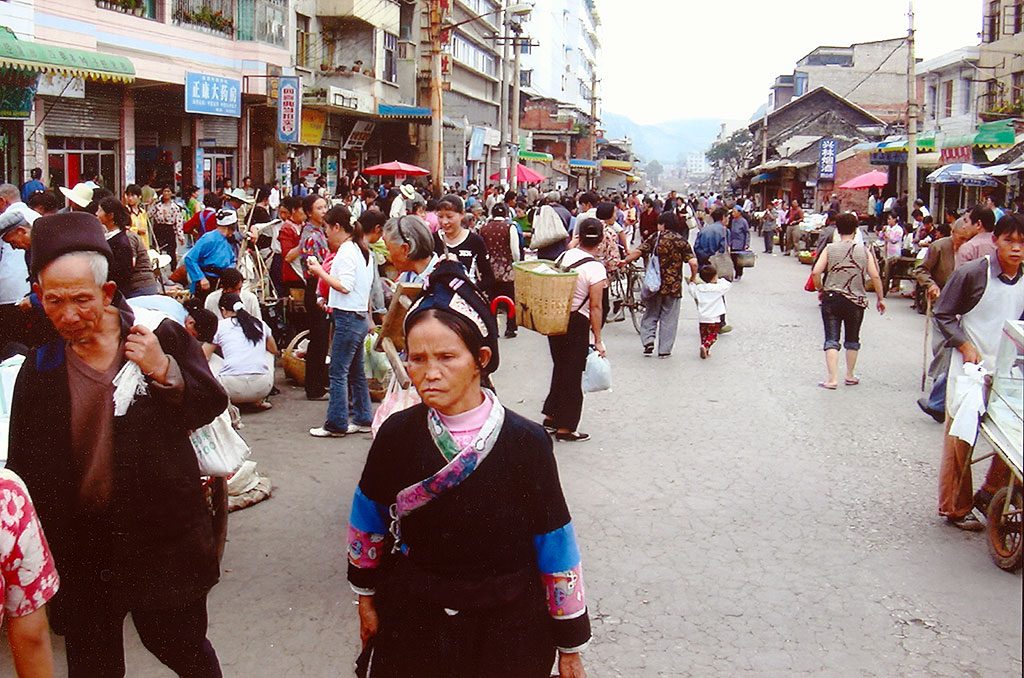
left=512, top=260, right=578, bottom=336
left=282, top=330, right=309, bottom=385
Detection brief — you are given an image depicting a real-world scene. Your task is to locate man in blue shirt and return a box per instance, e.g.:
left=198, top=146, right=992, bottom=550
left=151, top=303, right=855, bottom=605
left=727, top=204, right=751, bottom=279
left=694, top=207, right=728, bottom=266
left=184, top=209, right=238, bottom=296
left=20, top=168, right=45, bottom=202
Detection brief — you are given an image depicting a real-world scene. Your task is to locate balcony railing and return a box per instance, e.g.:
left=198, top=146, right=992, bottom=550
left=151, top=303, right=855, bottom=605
left=172, top=0, right=236, bottom=37
left=95, top=0, right=157, bottom=20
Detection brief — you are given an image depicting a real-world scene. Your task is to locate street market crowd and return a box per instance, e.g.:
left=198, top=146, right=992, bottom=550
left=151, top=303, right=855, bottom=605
left=0, top=169, right=1020, bottom=676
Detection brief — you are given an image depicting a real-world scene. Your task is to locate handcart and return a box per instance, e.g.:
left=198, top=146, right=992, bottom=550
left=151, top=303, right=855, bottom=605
left=969, top=320, right=1023, bottom=572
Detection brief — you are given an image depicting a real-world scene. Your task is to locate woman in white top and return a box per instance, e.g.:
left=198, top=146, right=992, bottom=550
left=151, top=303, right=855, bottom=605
left=213, top=292, right=278, bottom=409
left=306, top=205, right=375, bottom=437
left=542, top=217, right=608, bottom=443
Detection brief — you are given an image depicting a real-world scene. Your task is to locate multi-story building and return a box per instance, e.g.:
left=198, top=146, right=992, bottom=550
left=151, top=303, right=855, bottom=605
left=769, top=38, right=909, bottom=123
left=686, top=152, right=711, bottom=177
left=979, top=0, right=1024, bottom=117
left=1, top=0, right=292, bottom=194
left=517, top=0, right=600, bottom=188
left=915, top=46, right=981, bottom=164
left=294, top=0, right=424, bottom=192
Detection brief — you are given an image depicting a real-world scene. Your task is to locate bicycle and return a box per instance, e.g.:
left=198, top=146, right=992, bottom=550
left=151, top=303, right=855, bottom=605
left=607, top=260, right=646, bottom=334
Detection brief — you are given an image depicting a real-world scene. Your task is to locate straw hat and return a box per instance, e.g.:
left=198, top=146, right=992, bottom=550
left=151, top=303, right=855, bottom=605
left=225, top=188, right=255, bottom=204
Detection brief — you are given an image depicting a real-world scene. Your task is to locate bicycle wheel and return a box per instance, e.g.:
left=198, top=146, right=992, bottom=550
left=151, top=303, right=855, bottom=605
left=627, top=267, right=645, bottom=334
left=607, top=269, right=627, bottom=320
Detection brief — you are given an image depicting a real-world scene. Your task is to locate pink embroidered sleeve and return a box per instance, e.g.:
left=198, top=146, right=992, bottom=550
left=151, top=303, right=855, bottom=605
left=0, top=472, right=59, bottom=621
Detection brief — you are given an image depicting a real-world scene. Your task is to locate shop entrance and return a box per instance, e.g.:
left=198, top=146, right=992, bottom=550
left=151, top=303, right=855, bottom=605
left=0, top=120, right=23, bottom=185
left=46, top=137, right=116, bottom=190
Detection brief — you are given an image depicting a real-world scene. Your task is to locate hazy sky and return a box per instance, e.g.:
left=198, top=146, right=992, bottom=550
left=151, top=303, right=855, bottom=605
left=597, top=0, right=982, bottom=124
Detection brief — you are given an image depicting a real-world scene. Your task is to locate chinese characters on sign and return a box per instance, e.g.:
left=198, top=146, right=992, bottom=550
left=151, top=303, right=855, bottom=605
left=277, top=76, right=301, bottom=144
left=185, top=72, right=241, bottom=118
left=818, top=138, right=837, bottom=180
left=343, top=121, right=375, bottom=151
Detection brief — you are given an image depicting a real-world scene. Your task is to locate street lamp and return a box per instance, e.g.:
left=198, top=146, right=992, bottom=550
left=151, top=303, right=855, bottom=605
left=428, top=2, right=532, bottom=195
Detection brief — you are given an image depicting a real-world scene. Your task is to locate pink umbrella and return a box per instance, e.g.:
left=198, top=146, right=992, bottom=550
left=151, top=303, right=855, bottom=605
left=489, top=163, right=546, bottom=184
left=363, top=161, right=431, bottom=177
left=838, top=170, right=889, bottom=190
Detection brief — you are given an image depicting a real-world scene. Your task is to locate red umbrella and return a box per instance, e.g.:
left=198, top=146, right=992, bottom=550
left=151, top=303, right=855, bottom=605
left=489, top=163, right=546, bottom=184
left=363, top=161, right=430, bottom=177
left=838, top=170, right=889, bottom=190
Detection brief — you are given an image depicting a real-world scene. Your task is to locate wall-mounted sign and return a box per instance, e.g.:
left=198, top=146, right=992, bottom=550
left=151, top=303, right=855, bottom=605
left=299, top=109, right=327, bottom=146
left=36, top=74, right=85, bottom=99
left=0, top=71, right=38, bottom=120
left=277, top=76, right=301, bottom=144
left=185, top=71, right=241, bottom=118
left=818, top=137, right=837, bottom=180
left=344, top=120, right=375, bottom=150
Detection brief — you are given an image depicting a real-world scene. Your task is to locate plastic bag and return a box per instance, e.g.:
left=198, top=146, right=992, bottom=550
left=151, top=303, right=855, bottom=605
left=364, top=333, right=392, bottom=383
left=643, top=234, right=662, bottom=295
left=371, top=375, right=422, bottom=437
left=530, top=205, right=569, bottom=249
left=190, top=408, right=251, bottom=477
left=582, top=348, right=612, bottom=393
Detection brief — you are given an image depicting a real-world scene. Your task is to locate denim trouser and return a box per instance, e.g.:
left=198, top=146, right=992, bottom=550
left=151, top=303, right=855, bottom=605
left=821, top=291, right=864, bottom=351
left=325, top=309, right=372, bottom=432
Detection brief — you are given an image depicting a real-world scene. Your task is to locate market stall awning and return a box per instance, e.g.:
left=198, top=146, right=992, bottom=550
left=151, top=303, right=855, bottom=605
left=0, top=28, right=134, bottom=83
left=568, top=158, right=597, bottom=169
left=750, top=172, right=774, bottom=185
left=941, top=120, right=1016, bottom=149
left=376, top=103, right=431, bottom=119
left=519, top=150, right=553, bottom=163
left=599, top=159, right=633, bottom=171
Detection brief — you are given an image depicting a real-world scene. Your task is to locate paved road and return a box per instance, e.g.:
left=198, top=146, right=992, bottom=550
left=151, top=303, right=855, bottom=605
left=3, top=251, right=1021, bottom=676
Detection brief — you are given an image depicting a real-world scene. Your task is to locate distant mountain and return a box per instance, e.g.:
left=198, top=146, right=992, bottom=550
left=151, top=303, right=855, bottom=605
left=601, top=112, right=724, bottom=164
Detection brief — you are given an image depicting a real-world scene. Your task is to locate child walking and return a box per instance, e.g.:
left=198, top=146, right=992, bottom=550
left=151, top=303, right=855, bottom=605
left=687, top=264, right=732, bottom=359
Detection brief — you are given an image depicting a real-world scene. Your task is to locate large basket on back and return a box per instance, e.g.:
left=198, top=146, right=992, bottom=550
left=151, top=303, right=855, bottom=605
left=513, top=260, right=579, bottom=336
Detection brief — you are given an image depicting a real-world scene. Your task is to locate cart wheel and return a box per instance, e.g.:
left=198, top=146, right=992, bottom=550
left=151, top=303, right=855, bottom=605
left=986, top=485, right=1023, bottom=572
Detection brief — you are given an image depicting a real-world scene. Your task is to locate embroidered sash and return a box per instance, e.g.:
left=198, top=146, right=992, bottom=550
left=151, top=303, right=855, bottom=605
left=394, top=390, right=505, bottom=521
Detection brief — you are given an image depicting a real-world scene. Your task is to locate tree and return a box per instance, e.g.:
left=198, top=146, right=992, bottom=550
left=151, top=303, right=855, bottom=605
left=645, top=159, right=663, bottom=185
left=706, top=129, right=753, bottom=184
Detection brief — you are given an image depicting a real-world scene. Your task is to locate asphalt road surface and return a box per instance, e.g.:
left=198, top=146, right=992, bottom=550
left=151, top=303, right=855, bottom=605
left=3, top=250, right=1021, bottom=676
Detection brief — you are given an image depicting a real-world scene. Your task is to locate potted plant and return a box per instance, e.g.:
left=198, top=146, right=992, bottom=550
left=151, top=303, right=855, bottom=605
left=320, top=63, right=330, bottom=71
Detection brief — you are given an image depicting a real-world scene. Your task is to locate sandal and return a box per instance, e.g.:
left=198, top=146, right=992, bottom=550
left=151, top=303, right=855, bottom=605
left=845, top=377, right=860, bottom=386
left=818, top=382, right=837, bottom=390
left=542, top=418, right=557, bottom=434
left=555, top=431, right=591, bottom=442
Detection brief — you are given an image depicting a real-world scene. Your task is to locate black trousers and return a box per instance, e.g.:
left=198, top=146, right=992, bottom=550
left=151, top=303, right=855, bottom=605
left=64, top=594, right=221, bottom=678
left=303, top=276, right=330, bottom=398
left=543, top=312, right=590, bottom=431
left=152, top=222, right=178, bottom=270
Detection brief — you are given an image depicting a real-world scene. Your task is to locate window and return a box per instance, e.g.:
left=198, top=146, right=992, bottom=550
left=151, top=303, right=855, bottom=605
left=1013, top=71, right=1024, bottom=102
left=794, top=71, right=808, bottom=97
left=47, top=137, right=116, bottom=198
left=943, top=80, right=954, bottom=118
left=927, top=84, right=938, bottom=119
left=961, top=77, right=973, bottom=115
left=448, top=33, right=497, bottom=77
left=383, top=32, right=397, bottom=83
left=520, top=69, right=532, bottom=88
left=1015, top=1, right=1024, bottom=33
left=296, top=14, right=310, bottom=69
left=986, top=0, right=1001, bottom=42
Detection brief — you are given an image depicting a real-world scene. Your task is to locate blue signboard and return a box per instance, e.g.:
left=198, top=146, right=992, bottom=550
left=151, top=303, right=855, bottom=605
left=185, top=72, right=241, bottom=118
left=276, top=76, right=301, bottom=144
left=818, top=137, right=837, bottom=180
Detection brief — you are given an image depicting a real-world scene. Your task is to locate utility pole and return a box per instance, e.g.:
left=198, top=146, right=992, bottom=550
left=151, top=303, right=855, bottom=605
left=589, top=70, right=598, bottom=190
left=497, top=4, right=510, bottom=188
left=509, top=21, right=522, bottom=191
left=906, top=0, right=918, bottom=209
left=428, top=0, right=445, bottom=196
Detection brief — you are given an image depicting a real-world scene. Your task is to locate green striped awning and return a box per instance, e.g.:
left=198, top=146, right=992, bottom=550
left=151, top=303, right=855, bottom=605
left=0, top=28, right=135, bottom=83
left=519, top=150, right=553, bottom=163
left=941, top=120, right=1016, bottom=149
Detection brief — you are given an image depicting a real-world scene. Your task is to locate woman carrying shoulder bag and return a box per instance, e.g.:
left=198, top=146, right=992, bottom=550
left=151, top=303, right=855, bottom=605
left=811, top=212, right=886, bottom=390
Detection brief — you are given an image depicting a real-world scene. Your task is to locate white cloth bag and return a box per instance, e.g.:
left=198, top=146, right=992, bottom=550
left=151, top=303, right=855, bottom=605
left=190, top=409, right=251, bottom=477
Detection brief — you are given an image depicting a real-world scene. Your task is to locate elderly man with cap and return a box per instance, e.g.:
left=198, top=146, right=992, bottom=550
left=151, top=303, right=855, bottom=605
left=0, top=210, right=32, bottom=354
left=184, top=209, right=239, bottom=298
left=6, top=212, right=227, bottom=677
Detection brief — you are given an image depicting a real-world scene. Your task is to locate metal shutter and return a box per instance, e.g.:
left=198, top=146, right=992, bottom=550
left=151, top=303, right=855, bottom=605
left=41, top=83, right=121, bottom=139
left=201, top=117, right=239, bottom=148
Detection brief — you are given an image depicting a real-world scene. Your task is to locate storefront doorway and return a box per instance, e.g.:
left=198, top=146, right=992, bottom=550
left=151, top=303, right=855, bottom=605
left=0, top=120, right=22, bottom=185
left=46, top=137, right=116, bottom=190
